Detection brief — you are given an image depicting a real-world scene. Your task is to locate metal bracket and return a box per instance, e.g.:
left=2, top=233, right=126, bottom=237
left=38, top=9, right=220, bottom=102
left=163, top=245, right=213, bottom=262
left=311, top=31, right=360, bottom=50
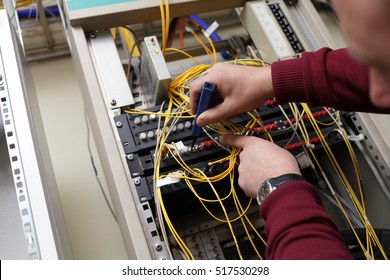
left=284, top=0, right=298, bottom=6
left=37, top=0, right=54, bottom=49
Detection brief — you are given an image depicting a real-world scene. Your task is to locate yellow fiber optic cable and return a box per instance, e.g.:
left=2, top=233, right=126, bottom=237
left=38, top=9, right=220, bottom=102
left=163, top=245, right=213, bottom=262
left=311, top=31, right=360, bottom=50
left=119, top=27, right=141, bottom=57
left=195, top=168, right=243, bottom=259
left=301, top=103, right=387, bottom=259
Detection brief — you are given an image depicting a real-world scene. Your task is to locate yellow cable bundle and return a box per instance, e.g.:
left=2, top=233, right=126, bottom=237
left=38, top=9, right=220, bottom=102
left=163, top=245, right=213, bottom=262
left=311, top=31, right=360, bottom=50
left=125, top=58, right=271, bottom=259
left=159, top=0, right=170, bottom=55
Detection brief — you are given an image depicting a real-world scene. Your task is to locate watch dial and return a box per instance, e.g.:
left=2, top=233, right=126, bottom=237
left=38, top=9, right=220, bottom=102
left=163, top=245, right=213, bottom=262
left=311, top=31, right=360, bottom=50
left=260, top=183, right=271, bottom=201
left=265, top=182, right=273, bottom=199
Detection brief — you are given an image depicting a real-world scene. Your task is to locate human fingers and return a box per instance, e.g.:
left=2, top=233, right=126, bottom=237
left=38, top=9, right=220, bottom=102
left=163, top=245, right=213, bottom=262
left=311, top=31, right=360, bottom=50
left=196, top=101, right=236, bottom=126
left=189, top=78, right=205, bottom=114
left=189, top=63, right=227, bottom=114
left=219, top=134, right=257, bottom=149
left=221, top=134, right=300, bottom=176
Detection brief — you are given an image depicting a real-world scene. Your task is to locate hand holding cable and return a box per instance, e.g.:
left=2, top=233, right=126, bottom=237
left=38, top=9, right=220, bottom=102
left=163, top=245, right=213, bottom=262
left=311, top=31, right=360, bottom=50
left=220, top=135, right=301, bottom=198
left=189, top=63, right=274, bottom=127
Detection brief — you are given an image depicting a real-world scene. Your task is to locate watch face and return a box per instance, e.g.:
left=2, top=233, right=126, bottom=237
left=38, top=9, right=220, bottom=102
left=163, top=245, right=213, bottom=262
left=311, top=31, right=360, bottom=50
left=257, top=181, right=272, bottom=205
left=264, top=182, right=273, bottom=199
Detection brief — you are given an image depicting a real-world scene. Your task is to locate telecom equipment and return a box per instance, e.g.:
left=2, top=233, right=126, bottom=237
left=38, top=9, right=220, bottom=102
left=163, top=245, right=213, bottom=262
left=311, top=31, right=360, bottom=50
left=62, top=0, right=390, bottom=259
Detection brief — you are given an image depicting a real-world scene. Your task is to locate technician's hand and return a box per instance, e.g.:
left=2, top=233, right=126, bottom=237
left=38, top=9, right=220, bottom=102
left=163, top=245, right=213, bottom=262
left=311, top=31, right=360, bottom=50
left=221, top=135, right=301, bottom=198
left=189, top=63, right=273, bottom=127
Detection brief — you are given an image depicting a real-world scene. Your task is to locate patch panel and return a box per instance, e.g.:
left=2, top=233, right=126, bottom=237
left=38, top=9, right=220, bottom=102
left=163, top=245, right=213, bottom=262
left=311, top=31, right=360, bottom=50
left=240, top=0, right=310, bottom=62
left=268, top=3, right=305, bottom=53
left=116, top=102, right=335, bottom=156
left=117, top=103, right=340, bottom=181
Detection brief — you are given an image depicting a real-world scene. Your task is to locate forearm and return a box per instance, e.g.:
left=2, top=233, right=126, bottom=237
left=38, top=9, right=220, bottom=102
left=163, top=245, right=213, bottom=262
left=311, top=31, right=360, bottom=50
left=271, top=48, right=390, bottom=114
left=260, top=181, right=353, bottom=260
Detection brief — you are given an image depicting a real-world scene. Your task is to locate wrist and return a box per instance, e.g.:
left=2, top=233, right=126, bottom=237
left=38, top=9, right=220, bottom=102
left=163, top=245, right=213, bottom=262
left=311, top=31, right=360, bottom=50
left=259, top=181, right=317, bottom=221
left=258, top=67, right=274, bottom=100
left=256, top=173, right=306, bottom=206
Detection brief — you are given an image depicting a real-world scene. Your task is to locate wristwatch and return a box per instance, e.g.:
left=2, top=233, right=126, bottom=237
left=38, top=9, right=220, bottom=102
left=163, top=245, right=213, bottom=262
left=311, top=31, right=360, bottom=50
left=256, top=173, right=305, bottom=206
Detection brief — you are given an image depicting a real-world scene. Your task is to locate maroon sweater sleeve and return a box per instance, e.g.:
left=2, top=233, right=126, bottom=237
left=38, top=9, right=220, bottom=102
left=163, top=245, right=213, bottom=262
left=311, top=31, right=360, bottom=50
left=260, top=181, right=353, bottom=259
left=272, top=47, right=390, bottom=114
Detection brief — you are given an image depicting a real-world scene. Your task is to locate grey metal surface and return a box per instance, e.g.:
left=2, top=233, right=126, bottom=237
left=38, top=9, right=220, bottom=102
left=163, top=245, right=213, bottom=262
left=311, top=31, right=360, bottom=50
left=351, top=113, right=390, bottom=207
left=0, top=109, right=30, bottom=259
left=36, top=0, right=55, bottom=50
left=65, top=0, right=248, bottom=32
left=89, top=31, right=134, bottom=109
left=289, top=0, right=336, bottom=49
left=0, top=9, right=72, bottom=259
left=355, top=113, right=390, bottom=188
left=0, top=38, right=41, bottom=259
left=67, top=25, right=151, bottom=259
left=140, top=36, right=171, bottom=107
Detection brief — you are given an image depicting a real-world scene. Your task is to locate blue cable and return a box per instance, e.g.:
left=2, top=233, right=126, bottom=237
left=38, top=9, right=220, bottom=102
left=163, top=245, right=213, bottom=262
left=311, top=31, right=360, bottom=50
left=17, top=6, right=60, bottom=19
left=187, top=14, right=231, bottom=59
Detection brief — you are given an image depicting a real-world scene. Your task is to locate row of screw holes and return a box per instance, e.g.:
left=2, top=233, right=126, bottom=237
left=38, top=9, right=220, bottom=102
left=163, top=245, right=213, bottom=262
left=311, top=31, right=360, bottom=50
left=353, top=116, right=389, bottom=181
left=2, top=78, right=36, bottom=259
left=142, top=203, right=158, bottom=237
left=2, top=97, right=27, bottom=213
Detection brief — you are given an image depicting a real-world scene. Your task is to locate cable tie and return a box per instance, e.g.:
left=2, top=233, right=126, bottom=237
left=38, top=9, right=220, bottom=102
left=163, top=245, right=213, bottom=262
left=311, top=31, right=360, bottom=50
left=175, top=141, right=186, bottom=151
left=156, top=173, right=181, bottom=188
left=305, top=143, right=315, bottom=149
left=347, top=133, right=364, bottom=142
left=166, top=141, right=185, bottom=151
left=184, top=26, right=195, bottom=34
left=204, top=21, right=219, bottom=38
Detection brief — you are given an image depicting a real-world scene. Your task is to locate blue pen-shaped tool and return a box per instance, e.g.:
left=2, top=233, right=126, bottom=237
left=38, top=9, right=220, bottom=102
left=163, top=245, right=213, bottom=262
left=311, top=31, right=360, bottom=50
left=191, top=82, right=215, bottom=147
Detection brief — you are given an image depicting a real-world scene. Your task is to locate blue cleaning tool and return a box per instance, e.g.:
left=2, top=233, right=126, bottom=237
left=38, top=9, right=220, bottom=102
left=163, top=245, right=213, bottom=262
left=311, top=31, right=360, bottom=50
left=191, top=82, right=215, bottom=146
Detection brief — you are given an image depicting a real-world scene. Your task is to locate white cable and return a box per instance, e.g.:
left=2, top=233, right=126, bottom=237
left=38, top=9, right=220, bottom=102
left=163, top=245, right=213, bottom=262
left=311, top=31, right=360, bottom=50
left=278, top=104, right=309, bottom=154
